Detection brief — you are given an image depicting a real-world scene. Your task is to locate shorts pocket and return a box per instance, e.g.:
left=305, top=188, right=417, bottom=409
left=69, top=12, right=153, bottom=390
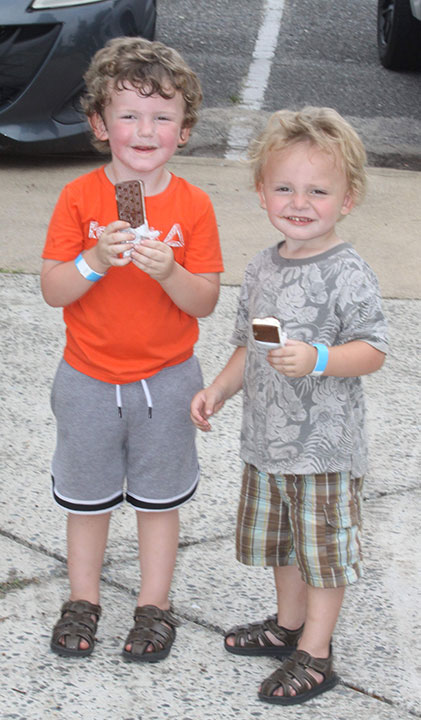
left=322, top=493, right=362, bottom=579
left=323, top=476, right=363, bottom=530
left=50, top=360, right=63, bottom=416
left=323, top=497, right=360, bottom=530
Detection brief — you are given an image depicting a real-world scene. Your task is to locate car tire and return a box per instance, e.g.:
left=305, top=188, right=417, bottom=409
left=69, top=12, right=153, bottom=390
left=377, top=0, right=421, bottom=70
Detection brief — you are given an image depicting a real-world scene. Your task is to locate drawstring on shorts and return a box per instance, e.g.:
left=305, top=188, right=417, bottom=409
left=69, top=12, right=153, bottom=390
left=141, top=379, right=153, bottom=419
left=116, top=384, right=122, bottom=417
left=115, top=379, right=153, bottom=419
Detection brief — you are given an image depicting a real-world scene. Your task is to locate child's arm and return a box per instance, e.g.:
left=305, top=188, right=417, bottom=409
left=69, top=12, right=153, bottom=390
left=191, top=346, right=246, bottom=431
left=267, top=339, right=385, bottom=378
left=41, top=221, right=134, bottom=307
left=130, top=238, right=219, bottom=317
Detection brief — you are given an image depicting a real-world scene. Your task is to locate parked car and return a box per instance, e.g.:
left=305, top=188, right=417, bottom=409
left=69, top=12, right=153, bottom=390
left=0, top=0, right=156, bottom=154
left=377, top=0, right=421, bottom=70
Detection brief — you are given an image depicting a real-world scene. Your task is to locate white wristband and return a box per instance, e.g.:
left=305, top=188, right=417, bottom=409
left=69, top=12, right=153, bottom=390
left=74, top=253, right=106, bottom=282
left=311, top=343, right=329, bottom=376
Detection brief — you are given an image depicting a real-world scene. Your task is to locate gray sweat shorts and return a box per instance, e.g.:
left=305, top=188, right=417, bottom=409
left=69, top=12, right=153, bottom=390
left=50, top=356, right=203, bottom=514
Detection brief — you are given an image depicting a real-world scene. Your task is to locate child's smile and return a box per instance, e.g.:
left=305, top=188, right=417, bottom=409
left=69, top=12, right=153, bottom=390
left=285, top=215, right=314, bottom=226
left=258, top=140, right=354, bottom=256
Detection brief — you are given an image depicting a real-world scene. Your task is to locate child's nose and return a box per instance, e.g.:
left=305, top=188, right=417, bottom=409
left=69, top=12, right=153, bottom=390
left=137, top=117, right=154, bottom=136
left=291, top=191, right=308, bottom=209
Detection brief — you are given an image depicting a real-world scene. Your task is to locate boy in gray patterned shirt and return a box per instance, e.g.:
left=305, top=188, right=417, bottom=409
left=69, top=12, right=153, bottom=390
left=191, top=107, right=387, bottom=705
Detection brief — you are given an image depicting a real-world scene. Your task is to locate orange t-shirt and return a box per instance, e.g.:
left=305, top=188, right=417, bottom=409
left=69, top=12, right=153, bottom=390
left=42, top=167, right=224, bottom=384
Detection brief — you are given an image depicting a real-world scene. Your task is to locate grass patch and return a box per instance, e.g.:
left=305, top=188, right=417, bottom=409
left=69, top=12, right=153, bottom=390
left=0, top=576, right=40, bottom=597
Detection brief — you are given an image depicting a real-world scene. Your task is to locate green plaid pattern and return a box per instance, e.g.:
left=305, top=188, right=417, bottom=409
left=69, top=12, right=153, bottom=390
left=236, top=464, right=363, bottom=588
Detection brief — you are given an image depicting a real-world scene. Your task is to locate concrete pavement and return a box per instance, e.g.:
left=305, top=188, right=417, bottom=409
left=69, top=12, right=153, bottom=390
left=0, top=154, right=420, bottom=719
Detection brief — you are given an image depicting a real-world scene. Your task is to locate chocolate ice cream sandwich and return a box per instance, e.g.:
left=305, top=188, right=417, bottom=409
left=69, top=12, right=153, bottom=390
left=115, top=179, right=146, bottom=228
left=252, top=316, right=287, bottom=348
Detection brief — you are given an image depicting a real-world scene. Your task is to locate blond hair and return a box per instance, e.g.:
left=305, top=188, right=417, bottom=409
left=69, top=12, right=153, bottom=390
left=249, top=107, right=367, bottom=205
left=81, top=37, right=203, bottom=153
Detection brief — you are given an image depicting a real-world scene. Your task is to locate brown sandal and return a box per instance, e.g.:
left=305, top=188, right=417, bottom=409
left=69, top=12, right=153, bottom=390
left=50, top=599, right=101, bottom=657
left=122, top=604, right=179, bottom=663
left=224, top=614, right=303, bottom=657
left=258, top=647, right=339, bottom=705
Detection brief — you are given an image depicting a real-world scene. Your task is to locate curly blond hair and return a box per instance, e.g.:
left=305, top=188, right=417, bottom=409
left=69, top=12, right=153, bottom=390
left=249, top=107, right=367, bottom=205
left=81, top=37, right=203, bottom=153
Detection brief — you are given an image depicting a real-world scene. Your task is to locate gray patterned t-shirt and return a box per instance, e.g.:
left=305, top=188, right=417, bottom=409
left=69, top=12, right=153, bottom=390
left=230, top=242, right=388, bottom=477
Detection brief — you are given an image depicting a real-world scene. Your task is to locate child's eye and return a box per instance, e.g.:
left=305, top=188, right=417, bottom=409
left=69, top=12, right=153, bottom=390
left=156, top=115, right=172, bottom=122
left=312, top=189, right=328, bottom=195
left=275, top=186, right=291, bottom=193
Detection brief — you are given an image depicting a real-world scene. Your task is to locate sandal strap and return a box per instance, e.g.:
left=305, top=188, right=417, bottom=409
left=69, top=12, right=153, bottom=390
left=52, top=600, right=101, bottom=651
left=126, top=605, right=179, bottom=655
left=61, top=600, right=102, bottom=620
left=225, top=614, right=303, bottom=650
left=133, top=604, right=179, bottom=628
left=260, top=648, right=334, bottom=699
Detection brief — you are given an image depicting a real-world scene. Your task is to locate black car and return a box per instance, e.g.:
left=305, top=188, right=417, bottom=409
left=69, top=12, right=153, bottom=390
left=377, top=0, right=421, bottom=70
left=0, top=0, right=156, bottom=155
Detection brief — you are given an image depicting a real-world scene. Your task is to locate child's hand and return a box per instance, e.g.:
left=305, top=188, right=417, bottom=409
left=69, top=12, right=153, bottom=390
left=130, top=237, right=175, bottom=281
left=94, top=220, right=134, bottom=269
left=267, top=339, right=318, bottom=378
left=190, top=386, right=226, bottom=431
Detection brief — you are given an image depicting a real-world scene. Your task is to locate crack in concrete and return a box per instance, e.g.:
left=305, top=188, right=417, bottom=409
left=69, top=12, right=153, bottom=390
left=343, top=681, right=421, bottom=718
left=364, top=483, right=421, bottom=501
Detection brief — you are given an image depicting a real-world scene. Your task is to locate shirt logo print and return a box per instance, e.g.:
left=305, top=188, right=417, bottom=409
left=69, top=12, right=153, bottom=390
left=163, top=224, right=184, bottom=247
left=88, top=221, right=184, bottom=247
left=89, top=221, right=105, bottom=239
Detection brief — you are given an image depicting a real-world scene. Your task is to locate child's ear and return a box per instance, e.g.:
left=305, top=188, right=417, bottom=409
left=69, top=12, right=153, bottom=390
left=257, top=184, right=267, bottom=210
left=88, top=113, right=109, bottom=141
left=178, top=127, right=190, bottom=146
left=340, top=191, right=355, bottom=216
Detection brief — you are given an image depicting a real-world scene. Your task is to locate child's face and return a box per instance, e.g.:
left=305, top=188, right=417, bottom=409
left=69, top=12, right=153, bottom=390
left=258, top=141, right=354, bottom=252
left=90, top=83, right=189, bottom=182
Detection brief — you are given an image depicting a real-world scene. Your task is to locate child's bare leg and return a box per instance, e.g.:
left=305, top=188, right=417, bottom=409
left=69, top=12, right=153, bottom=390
left=136, top=508, right=179, bottom=607
left=61, top=511, right=111, bottom=650
left=67, top=511, right=111, bottom=603
left=125, top=508, right=179, bottom=653
left=274, top=565, right=307, bottom=630
left=271, top=584, right=345, bottom=698
left=299, top=584, right=345, bottom=657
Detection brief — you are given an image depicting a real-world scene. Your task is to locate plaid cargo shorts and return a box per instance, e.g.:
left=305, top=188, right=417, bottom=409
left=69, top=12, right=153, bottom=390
left=236, top=463, right=364, bottom=588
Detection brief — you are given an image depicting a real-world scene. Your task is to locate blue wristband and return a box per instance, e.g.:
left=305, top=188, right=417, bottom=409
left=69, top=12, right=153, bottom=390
left=311, top=343, right=329, bottom=376
left=74, top=253, right=106, bottom=282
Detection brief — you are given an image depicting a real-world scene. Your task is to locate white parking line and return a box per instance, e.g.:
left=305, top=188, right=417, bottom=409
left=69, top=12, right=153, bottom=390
left=225, top=0, right=285, bottom=160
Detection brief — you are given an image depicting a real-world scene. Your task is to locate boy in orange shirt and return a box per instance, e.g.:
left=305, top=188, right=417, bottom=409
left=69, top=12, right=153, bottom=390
left=41, top=37, right=223, bottom=661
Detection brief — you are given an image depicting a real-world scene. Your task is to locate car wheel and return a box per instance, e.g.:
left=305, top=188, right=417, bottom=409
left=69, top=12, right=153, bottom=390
left=377, top=0, right=421, bottom=70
